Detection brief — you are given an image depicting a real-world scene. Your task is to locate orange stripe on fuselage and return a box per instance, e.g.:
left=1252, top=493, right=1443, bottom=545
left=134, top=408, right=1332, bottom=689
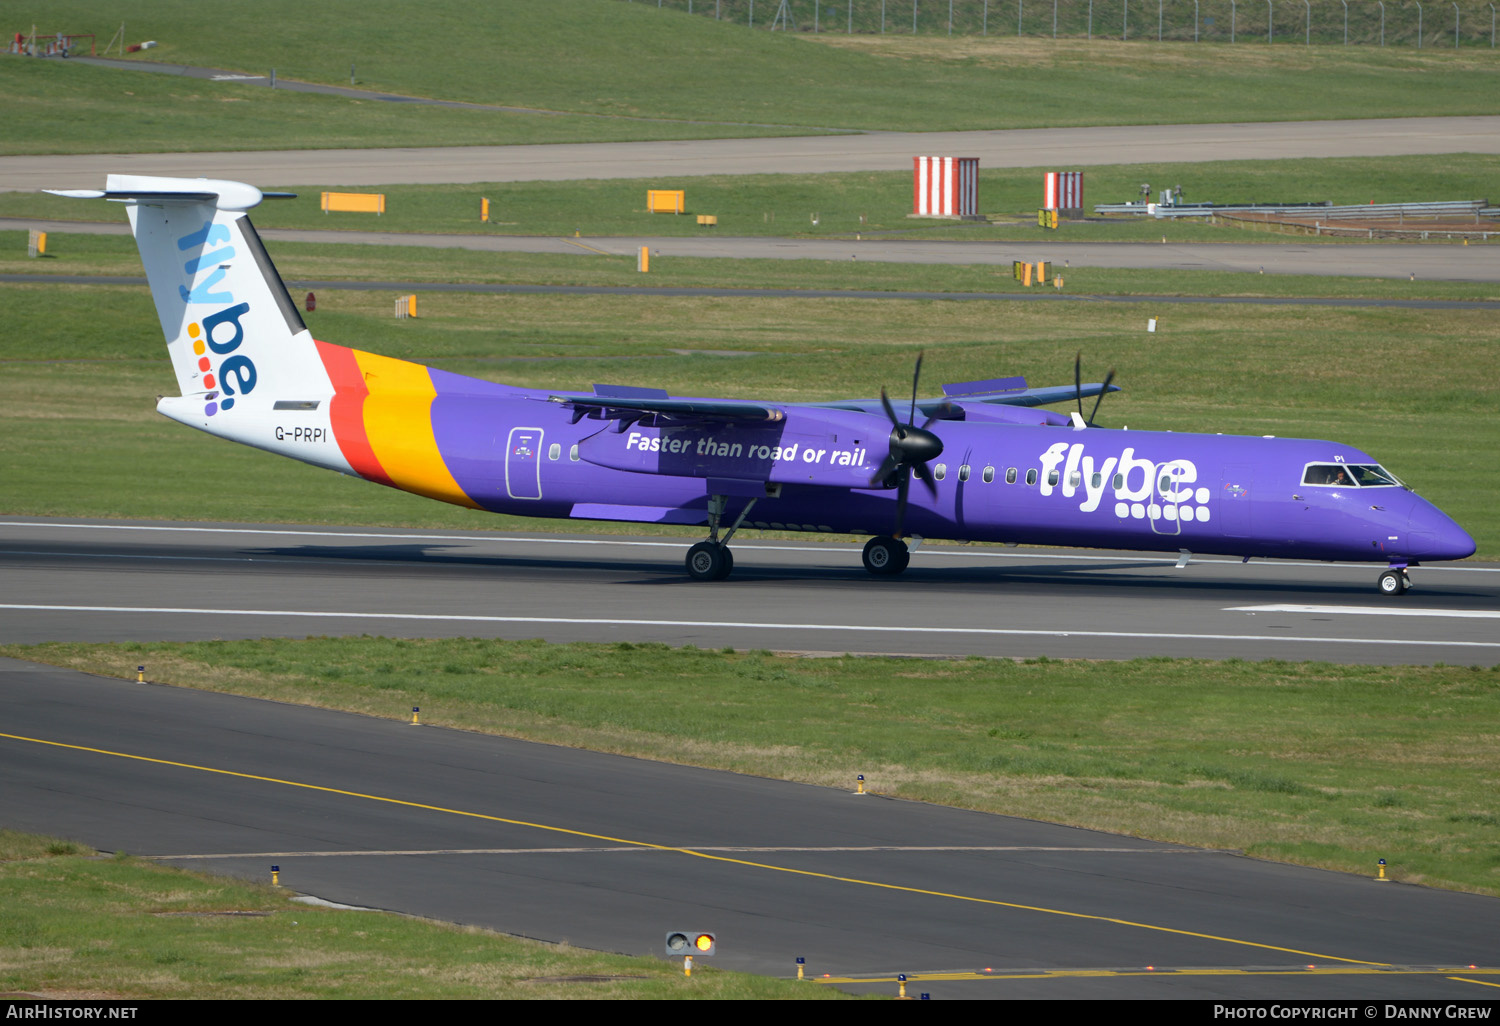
left=346, top=348, right=479, bottom=510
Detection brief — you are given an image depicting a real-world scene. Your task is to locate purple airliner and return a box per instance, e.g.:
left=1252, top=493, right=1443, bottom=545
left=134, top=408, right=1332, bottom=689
left=54, top=175, right=1474, bottom=595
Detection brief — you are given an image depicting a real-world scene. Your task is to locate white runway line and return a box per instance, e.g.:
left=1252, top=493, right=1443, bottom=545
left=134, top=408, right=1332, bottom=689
left=5, top=604, right=1500, bottom=650
left=3, top=520, right=1495, bottom=573
left=1228, top=604, right=1500, bottom=619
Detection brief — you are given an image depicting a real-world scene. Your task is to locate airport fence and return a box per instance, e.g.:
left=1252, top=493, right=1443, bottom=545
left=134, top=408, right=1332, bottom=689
left=617, top=0, right=1500, bottom=47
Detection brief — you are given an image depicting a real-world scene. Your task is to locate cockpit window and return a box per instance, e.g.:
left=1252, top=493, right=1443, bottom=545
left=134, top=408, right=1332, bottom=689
left=1302, top=463, right=1403, bottom=488
left=1348, top=464, right=1402, bottom=487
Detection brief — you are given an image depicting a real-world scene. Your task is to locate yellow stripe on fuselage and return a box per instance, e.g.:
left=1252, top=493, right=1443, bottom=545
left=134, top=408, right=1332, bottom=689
left=350, top=349, right=479, bottom=509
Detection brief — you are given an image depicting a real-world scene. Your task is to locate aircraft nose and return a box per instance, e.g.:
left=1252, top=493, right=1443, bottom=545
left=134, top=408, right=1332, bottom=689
left=1406, top=498, right=1476, bottom=562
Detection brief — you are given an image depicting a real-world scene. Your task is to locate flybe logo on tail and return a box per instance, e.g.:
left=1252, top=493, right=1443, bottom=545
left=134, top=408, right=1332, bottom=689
left=177, top=220, right=257, bottom=417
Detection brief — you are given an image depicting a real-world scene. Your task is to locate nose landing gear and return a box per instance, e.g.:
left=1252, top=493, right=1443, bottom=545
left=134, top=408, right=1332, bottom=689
left=1377, top=566, right=1411, bottom=596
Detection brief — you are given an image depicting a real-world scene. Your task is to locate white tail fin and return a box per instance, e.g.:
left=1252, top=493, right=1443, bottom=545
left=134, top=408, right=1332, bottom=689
left=51, top=175, right=331, bottom=422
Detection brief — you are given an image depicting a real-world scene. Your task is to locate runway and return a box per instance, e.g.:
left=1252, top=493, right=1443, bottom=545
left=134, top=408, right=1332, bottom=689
left=2, top=519, right=1495, bottom=664
left=3, top=656, right=1498, bottom=1000
left=4, top=116, right=1500, bottom=190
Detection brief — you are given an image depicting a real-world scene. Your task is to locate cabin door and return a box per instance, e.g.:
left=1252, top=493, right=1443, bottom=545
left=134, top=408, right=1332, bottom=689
left=505, top=426, right=544, bottom=500
left=1150, top=463, right=1185, bottom=536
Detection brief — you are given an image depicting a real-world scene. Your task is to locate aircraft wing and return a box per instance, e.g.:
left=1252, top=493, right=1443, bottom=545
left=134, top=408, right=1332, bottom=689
left=547, top=394, right=785, bottom=426
left=807, top=375, right=1119, bottom=418
left=982, top=382, right=1120, bottom=408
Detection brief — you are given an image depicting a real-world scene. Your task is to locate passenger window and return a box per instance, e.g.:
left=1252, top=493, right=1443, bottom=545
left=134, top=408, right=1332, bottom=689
left=1047, top=470, right=1059, bottom=486
left=1025, top=468, right=1038, bottom=486
left=1113, top=473, right=1123, bottom=488
left=1091, top=472, right=1102, bottom=489
left=982, top=466, right=995, bottom=484
left=1006, top=467, right=1017, bottom=485
left=958, top=464, right=971, bottom=482
left=548, top=443, right=561, bottom=461
left=1069, top=472, right=1081, bottom=488
left=934, top=464, right=947, bottom=481
left=569, top=444, right=580, bottom=462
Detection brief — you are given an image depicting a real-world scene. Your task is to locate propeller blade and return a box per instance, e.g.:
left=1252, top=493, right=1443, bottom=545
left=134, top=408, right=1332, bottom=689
left=911, top=460, right=938, bottom=498
left=1087, top=368, right=1116, bottom=426
left=869, top=454, right=901, bottom=488
left=1074, top=351, right=1084, bottom=421
left=871, top=351, right=943, bottom=538
left=909, top=350, right=924, bottom=425
left=893, top=471, right=912, bottom=538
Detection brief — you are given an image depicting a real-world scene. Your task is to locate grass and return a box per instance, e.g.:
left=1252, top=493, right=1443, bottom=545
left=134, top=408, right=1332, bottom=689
left=6, top=642, right=1499, bottom=898
left=0, top=57, right=811, bottom=158
left=0, top=830, right=837, bottom=999
left=1, top=280, right=1493, bottom=554
left=3, top=2, right=1500, bottom=157
left=8, top=154, right=1500, bottom=243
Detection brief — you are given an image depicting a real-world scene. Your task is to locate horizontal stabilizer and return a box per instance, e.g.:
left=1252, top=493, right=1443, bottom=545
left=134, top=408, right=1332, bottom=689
left=45, top=176, right=292, bottom=212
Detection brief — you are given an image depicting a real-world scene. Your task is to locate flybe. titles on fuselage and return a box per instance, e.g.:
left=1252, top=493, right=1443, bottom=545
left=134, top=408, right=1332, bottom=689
left=1039, top=441, right=1213, bottom=524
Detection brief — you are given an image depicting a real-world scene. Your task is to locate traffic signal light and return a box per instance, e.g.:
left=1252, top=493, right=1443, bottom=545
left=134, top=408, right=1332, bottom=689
left=665, top=931, right=716, bottom=956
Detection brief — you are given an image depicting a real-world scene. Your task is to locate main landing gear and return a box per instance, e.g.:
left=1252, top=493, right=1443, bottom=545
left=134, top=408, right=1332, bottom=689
left=1378, top=566, right=1411, bottom=597
left=685, top=494, right=757, bottom=582
left=862, top=536, right=910, bottom=576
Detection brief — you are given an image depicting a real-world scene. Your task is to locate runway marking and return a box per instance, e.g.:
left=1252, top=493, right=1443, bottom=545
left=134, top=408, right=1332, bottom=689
left=4, top=521, right=1495, bottom=573
left=0, top=729, right=1388, bottom=968
left=1450, top=976, right=1500, bottom=989
left=1229, top=604, right=1500, bottom=619
left=147, top=844, right=1214, bottom=859
left=6, top=603, right=1500, bottom=650
left=561, top=237, right=616, bottom=257
left=814, top=966, right=1500, bottom=985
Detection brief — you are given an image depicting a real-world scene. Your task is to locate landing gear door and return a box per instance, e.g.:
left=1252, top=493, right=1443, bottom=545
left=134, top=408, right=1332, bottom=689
left=506, top=426, right=544, bottom=500
left=1151, top=462, right=1185, bottom=536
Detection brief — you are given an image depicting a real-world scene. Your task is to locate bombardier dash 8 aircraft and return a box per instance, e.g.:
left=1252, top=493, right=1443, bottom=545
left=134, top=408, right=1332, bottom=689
left=56, top=175, right=1474, bottom=594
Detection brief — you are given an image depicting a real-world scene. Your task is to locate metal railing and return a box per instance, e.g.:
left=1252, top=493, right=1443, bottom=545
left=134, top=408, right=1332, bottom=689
left=621, top=0, right=1500, bottom=46
left=1095, top=199, right=1491, bottom=217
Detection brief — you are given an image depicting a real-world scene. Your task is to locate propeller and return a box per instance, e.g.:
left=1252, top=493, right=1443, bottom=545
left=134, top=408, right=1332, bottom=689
left=1074, top=351, right=1117, bottom=427
left=869, top=352, right=945, bottom=537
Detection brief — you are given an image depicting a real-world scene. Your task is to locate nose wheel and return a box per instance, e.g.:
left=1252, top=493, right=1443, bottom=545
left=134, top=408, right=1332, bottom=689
left=1378, top=568, right=1410, bottom=596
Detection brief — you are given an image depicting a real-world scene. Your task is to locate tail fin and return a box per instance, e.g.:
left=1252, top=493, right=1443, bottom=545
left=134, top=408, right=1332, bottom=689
left=50, top=175, right=330, bottom=420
